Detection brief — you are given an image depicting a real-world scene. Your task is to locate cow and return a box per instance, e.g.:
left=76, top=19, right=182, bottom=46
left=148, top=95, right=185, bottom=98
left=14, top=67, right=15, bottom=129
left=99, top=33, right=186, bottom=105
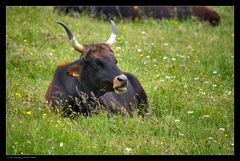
left=45, top=20, right=148, bottom=117
left=53, top=6, right=221, bottom=26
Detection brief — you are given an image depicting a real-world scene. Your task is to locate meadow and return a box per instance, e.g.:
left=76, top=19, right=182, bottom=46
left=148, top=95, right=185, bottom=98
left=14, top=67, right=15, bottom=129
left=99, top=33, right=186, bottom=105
left=6, top=6, right=234, bottom=155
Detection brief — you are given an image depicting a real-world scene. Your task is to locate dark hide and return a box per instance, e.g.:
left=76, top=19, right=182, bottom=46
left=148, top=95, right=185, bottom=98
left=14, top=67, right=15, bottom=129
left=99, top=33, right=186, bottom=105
left=54, top=6, right=220, bottom=26
left=99, top=72, right=148, bottom=116
left=45, top=43, right=148, bottom=116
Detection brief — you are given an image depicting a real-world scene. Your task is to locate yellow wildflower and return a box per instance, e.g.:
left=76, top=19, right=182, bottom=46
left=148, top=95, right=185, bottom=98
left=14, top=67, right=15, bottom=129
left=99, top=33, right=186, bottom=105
left=22, top=111, right=31, bottom=115
left=26, top=111, right=32, bottom=115
left=15, top=93, right=22, bottom=98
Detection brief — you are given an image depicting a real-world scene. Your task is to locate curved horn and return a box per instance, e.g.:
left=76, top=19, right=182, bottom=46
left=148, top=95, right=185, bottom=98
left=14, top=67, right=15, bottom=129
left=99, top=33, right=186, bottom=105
left=105, top=20, right=116, bottom=46
left=56, top=21, right=84, bottom=53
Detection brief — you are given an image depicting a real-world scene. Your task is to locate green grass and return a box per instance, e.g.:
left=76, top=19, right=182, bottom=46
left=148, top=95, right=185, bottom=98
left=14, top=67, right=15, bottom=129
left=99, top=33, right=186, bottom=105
left=6, top=6, right=234, bottom=155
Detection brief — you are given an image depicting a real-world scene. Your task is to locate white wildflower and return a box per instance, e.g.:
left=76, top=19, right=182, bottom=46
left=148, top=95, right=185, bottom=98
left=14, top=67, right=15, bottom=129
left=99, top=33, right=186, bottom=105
left=227, top=90, right=231, bottom=95
left=60, top=142, right=64, bottom=147
left=187, top=111, right=194, bottom=114
left=175, top=119, right=180, bottom=123
left=219, top=128, right=225, bottom=131
left=163, top=43, right=168, bottom=46
left=163, top=56, right=168, bottom=60
left=165, top=76, right=175, bottom=79
left=203, top=115, right=210, bottom=118
left=48, top=138, right=52, bottom=143
left=180, top=55, right=185, bottom=58
left=125, top=147, right=132, bottom=153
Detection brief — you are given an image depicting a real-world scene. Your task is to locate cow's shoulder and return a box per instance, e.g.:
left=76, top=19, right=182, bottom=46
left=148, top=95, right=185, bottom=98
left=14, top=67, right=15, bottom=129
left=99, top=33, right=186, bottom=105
left=123, top=72, right=142, bottom=89
left=123, top=72, right=148, bottom=106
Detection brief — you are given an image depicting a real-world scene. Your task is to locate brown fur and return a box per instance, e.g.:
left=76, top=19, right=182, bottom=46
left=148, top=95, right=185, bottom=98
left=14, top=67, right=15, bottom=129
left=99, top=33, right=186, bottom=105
left=45, top=61, right=69, bottom=105
left=193, top=6, right=220, bottom=25
left=67, top=63, right=82, bottom=78
left=78, top=43, right=116, bottom=67
left=45, top=80, right=53, bottom=105
left=54, top=6, right=221, bottom=26
left=82, top=43, right=114, bottom=59
left=45, top=33, right=148, bottom=115
left=56, top=60, right=68, bottom=67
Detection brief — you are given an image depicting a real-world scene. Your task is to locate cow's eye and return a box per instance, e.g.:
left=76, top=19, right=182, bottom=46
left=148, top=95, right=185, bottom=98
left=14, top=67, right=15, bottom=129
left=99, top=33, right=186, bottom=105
left=115, top=60, right=118, bottom=65
left=96, top=60, right=104, bottom=67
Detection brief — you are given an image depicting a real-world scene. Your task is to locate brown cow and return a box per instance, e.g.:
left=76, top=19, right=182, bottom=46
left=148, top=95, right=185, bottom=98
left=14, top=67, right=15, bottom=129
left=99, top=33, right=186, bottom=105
left=45, top=21, right=148, bottom=116
left=54, top=6, right=221, bottom=26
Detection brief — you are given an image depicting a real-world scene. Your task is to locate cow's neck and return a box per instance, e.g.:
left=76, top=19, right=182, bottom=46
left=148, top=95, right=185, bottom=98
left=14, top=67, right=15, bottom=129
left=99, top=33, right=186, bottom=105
left=75, top=78, right=106, bottom=98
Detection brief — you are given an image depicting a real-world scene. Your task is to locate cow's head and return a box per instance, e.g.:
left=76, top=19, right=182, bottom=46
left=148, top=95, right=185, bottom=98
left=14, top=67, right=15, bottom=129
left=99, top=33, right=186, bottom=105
left=56, top=21, right=128, bottom=96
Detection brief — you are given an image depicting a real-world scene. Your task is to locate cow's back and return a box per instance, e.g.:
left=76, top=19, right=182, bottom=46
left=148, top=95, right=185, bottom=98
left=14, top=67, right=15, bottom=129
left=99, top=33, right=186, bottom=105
left=45, top=62, right=78, bottom=106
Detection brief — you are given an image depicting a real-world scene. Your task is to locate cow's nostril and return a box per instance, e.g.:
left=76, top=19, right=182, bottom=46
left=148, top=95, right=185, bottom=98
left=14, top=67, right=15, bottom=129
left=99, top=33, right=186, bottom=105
left=116, top=74, right=128, bottom=86
left=117, top=77, right=123, bottom=82
left=113, top=74, right=128, bottom=93
left=117, top=75, right=127, bottom=81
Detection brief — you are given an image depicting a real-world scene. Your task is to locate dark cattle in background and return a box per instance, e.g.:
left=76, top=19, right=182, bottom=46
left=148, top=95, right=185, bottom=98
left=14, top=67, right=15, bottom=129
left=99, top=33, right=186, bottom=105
left=45, top=21, right=148, bottom=116
left=53, top=6, right=221, bottom=26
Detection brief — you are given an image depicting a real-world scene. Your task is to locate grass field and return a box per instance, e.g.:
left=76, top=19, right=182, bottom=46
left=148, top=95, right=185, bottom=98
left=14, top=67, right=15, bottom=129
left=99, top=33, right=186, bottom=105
left=6, top=6, right=234, bottom=155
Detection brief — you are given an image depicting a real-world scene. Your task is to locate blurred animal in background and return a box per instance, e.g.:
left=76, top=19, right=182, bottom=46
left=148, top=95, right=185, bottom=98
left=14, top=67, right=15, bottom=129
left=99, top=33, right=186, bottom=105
left=53, top=6, right=221, bottom=26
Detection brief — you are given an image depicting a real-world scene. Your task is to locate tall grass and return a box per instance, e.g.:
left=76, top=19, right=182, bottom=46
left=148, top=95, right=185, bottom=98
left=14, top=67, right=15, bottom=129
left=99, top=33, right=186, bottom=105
left=6, top=6, right=234, bottom=154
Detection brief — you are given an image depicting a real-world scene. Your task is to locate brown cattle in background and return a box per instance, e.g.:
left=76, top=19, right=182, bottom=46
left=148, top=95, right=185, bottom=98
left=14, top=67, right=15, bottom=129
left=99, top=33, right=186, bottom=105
left=54, top=6, right=220, bottom=26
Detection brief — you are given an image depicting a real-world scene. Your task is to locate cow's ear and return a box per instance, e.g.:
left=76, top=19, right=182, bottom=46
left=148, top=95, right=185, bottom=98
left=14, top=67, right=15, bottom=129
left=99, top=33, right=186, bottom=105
left=67, top=63, right=81, bottom=78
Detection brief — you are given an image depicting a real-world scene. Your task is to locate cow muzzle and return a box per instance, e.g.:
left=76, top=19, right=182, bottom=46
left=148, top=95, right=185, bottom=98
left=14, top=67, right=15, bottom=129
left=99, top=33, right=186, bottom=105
left=113, top=74, right=128, bottom=94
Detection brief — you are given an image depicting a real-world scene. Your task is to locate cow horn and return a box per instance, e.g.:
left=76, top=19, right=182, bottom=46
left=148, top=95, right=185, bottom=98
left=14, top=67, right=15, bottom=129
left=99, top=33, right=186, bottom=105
left=56, top=21, right=84, bottom=53
left=105, top=20, right=116, bottom=46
